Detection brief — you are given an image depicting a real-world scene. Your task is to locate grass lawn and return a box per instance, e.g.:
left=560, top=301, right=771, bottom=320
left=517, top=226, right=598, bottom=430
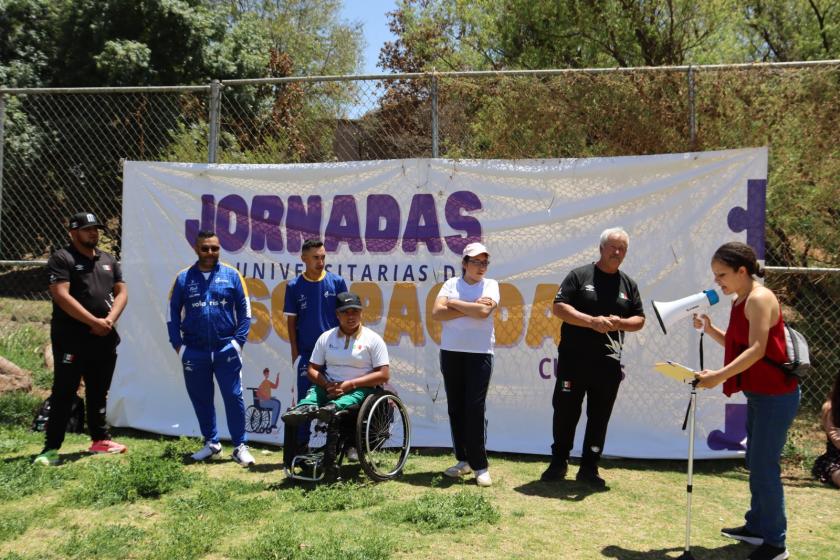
left=0, top=421, right=836, bottom=560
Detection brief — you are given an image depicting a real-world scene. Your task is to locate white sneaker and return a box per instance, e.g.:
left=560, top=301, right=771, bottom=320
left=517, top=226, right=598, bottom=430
left=232, top=444, right=255, bottom=466
left=444, top=461, right=472, bottom=478
left=191, top=442, right=222, bottom=461
left=475, top=469, right=492, bottom=487
left=346, top=447, right=359, bottom=462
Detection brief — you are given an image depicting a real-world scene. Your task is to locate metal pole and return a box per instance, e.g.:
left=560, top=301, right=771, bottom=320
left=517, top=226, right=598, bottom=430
left=678, top=387, right=698, bottom=560
left=208, top=80, right=221, bottom=163
left=0, top=93, right=5, bottom=257
left=687, top=65, right=697, bottom=149
left=431, top=72, right=439, bottom=158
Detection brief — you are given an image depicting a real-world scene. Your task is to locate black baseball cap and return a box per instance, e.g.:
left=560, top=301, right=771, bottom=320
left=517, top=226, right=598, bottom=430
left=69, top=212, right=104, bottom=230
left=336, top=292, right=363, bottom=311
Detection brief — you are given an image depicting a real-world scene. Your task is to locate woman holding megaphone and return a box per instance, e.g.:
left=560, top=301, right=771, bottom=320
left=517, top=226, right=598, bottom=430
left=693, top=241, right=798, bottom=560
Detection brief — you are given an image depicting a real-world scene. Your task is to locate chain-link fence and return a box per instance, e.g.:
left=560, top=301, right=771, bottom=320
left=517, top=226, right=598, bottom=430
left=1, top=62, right=838, bottom=408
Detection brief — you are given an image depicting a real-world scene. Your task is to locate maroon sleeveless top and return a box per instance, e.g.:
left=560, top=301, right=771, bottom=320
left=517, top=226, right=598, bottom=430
left=722, top=298, right=798, bottom=397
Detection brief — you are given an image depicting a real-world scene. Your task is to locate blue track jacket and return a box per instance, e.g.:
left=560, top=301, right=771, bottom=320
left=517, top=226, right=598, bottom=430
left=167, top=262, right=251, bottom=352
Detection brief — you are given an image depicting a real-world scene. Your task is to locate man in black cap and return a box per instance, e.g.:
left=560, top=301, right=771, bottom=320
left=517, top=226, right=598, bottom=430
left=34, top=212, right=129, bottom=466
left=281, top=291, right=389, bottom=424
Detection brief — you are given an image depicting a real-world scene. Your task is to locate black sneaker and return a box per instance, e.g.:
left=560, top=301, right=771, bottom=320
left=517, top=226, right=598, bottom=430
left=721, top=525, right=763, bottom=546
left=281, top=405, right=318, bottom=426
left=747, top=543, right=789, bottom=560
left=315, top=402, right=338, bottom=422
left=540, top=460, right=568, bottom=482
left=575, top=466, right=606, bottom=489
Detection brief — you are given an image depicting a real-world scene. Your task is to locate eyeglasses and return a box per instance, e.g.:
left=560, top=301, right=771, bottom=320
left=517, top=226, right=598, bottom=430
left=468, top=259, right=490, bottom=268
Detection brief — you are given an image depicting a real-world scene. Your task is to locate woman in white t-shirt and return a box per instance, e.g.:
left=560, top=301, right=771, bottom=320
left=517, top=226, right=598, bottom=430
left=431, top=242, right=500, bottom=487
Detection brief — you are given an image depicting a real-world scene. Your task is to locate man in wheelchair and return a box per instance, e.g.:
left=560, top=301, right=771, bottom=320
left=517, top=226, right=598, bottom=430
left=281, top=291, right=390, bottom=480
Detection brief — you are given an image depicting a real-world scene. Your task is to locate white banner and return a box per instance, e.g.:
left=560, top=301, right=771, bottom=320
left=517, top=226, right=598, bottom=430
left=112, top=149, right=768, bottom=459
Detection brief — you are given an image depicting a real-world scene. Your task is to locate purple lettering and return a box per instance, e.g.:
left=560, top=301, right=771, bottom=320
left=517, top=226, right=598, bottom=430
left=444, top=191, right=482, bottom=254
left=184, top=194, right=216, bottom=246
left=324, top=195, right=364, bottom=253
left=365, top=194, right=400, bottom=253
left=287, top=196, right=322, bottom=254
left=250, top=196, right=284, bottom=252
left=402, top=194, right=443, bottom=253
left=216, top=195, right=249, bottom=252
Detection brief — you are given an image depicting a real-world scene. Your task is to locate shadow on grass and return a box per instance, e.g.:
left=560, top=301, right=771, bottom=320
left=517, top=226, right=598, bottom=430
left=514, top=479, right=607, bottom=501
left=1, top=450, right=88, bottom=466
left=601, top=542, right=748, bottom=559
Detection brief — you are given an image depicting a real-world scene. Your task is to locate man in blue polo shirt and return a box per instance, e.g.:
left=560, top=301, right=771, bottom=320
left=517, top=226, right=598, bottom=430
left=283, top=238, right=347, bottom=446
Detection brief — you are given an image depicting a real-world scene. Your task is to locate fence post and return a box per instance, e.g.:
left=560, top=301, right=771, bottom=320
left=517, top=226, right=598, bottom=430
left=0, top=93, right=5, bottom=257
left=208, top=80, right=221, bottom=163
left=431, top=71, right=439, bottom=158
left=687, top=65, right=697, bottom=150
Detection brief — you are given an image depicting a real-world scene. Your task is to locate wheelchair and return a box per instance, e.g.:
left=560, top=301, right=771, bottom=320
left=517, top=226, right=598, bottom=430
left=245, top=388, right=276, bottom=434
left=283, top=388, right=411, bottom=483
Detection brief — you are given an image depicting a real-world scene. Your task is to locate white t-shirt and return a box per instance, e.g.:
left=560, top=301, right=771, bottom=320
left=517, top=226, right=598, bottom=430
left=437, top=277, right=500, bottom=354
left=309, top=325, right=389, bottom=382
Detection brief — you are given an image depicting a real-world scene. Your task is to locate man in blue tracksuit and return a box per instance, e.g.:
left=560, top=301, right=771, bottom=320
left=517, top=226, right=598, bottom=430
left=167, top=230, right=255, bottom=466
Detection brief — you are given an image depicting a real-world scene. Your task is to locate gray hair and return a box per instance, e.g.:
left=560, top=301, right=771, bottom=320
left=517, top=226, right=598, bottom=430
left=599, top=227, right=629, bottom=248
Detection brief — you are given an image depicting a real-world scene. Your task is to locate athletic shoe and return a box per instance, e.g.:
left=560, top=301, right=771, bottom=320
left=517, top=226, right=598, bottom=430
left=575, top=466, right=606, bottom=489
left=232, top=444, right=255, bottom=466
left=747, top=543, right=789, bottom=560
left=444, top=461, right=472, bottom=478
left=33, top=449, right=59, bottom=466
left=475, top=469, right=492, bottom=487
left=345, top=446, right=359, bottom=462
left=191, top=442, right=222, bottom=461
left=88, top=440, right=128, bottom=454
left=721, top=525, right=764, bottom=546
left=540, top=460, right=568, bottom=482
left=281, top=405, right=318, bottom=426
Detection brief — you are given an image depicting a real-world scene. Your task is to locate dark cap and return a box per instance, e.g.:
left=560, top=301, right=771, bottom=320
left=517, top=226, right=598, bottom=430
left=336, top=291, right=363, bottom=311
left=69, top=212, right=104, bottom=230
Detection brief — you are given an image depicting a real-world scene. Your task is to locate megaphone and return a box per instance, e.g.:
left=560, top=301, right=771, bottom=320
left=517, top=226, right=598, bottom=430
left=652, top=289, right=720, bottom=335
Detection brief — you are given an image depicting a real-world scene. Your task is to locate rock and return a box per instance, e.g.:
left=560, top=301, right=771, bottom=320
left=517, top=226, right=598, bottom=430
left=0, top=355, right=33, bottom=393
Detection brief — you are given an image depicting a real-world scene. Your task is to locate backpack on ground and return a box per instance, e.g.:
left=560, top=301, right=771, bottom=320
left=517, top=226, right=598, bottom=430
left=31, top=395, right=86, bottom=433
left=763, top=324, right=811, bottom=380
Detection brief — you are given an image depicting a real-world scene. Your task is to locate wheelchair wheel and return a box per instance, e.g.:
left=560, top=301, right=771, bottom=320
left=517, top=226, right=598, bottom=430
left=260, top=409, right=272, bottom=433
left=355, top=392, right=411, bottom=482
left=246, top=406, right=261, bottom=433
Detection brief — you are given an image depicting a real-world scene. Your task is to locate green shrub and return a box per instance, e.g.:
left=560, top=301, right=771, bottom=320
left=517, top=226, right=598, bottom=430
left=0, top=457, right=65, bottom=501
left=382, top=489, right=500, bottom=532
left=295, top=481, right=386, bottom=512
left=0, top=391, right=41, bottom=427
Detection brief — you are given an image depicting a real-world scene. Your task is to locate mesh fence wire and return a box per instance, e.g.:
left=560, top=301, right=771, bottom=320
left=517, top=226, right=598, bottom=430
left=1, top=65, right=837, bottom=409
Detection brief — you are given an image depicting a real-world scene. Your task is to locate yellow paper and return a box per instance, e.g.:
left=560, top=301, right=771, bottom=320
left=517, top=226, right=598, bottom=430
left=654, top=361, right=696, bottom=383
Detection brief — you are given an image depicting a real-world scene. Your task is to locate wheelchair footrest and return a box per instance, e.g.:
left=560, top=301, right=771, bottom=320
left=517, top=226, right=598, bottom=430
left=286, top=452, right=326, bottom=482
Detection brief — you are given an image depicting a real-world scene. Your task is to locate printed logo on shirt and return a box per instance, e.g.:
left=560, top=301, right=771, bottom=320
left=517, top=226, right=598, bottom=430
left=74, top=264, right=85, bottom=271
left=102, top=264, right=111, bottom=271
left=187, top=280, right=200, bottom=296
left=184, top=360, right=194, bottom=372
left=619, top=291, right=628, bottom=300
left=298, top=294, right=308, bottom=310
left=323, top=290, right=335, bottom=298
left=583, top=284, right=595, bottom=292
left=215, top=277, right=227, bottom=284
left=561, top=380, right=572, bottom=392
left=62, top=353, right=75, bottom=364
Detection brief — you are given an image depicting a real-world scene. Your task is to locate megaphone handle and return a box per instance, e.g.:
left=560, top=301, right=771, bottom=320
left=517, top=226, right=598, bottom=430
left=699, top=332, right=704, bottom=371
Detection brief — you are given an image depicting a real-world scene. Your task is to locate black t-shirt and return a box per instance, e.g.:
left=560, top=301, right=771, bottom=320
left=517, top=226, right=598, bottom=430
left=48, top=245, right=123, bottom=355
left=553, top=263, right=644, bottom=365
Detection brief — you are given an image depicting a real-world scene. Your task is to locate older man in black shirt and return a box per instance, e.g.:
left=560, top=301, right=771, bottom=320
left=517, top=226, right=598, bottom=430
left=34, top=212, right=128, bottom=466
left=541, top=227, right=645, bottom=487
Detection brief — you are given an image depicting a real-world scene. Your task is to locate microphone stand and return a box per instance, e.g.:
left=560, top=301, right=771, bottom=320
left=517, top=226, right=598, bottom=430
left=677, top=333, right=703, bottom=560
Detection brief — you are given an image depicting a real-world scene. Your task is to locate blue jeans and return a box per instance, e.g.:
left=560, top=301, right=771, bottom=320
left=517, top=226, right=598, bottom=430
left=743, top=387, right=800, bottom=548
